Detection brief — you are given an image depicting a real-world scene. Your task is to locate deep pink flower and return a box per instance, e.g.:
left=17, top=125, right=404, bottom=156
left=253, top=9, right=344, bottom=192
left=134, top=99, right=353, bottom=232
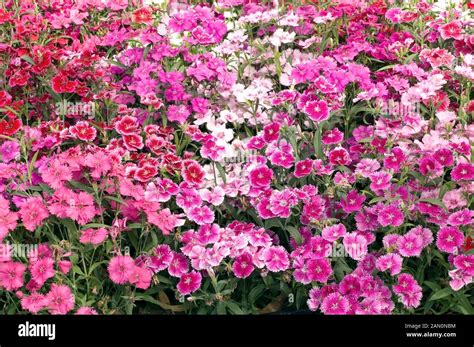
left=447, top=209, right=474, bottom=226
left=0, top=261, right=26, bottom=291
left=369, top=171, right=392, bottom=191
left=378, top=204, right=404, bottom=227
left=148, top=245, right=173, bottom=272
left=322, top=224, right=347, bottom=242
left=108, top=255, right=135, bottom=284
left=310, top=236, right=332, bottom=258
left=29, top=257, right=55, bottom=286
left=177, top=271, right=202, bottom=295
left=80, top=228, right=108, bottom=245
left=188, top=205, right=215, bottom=225
left=343, top=233, right=368, bottom=260
left=433, top=148, right=454, bottom=167
left=308, top=258, right=332, bottom=283
left=320, top=292, right=350, bottom=315
left=328, top=147, right=351, bottom=166
left=436, top=226, right=464, bottom=253
left=168, top=252, right=189, bottom=277
left=69, top=121, right=97, bottom=142
left=263, top=122, right=280, bottom=143
left=233, top=253, right=254, bottom=278
left=182, top=160, right=205, bottom=186
left=148, top=208, right=185, bottom=234
left=46, top=284, right=75, bottom=314
left=270, top=150, right=295, bottom=169
left=21, top=292, right=47, bottom=314
left=304, top=100, right=330, bottom=122
left=453, top=255, right=474, bottom=276
left=75, top=307, right=99, bottom=315
left=322, top=128, right=343, bottom=145
left=263, top=246, right=290, bottom=272
left=376, top=253, right=402, bottom=275
left=294, top=159, right=313, bottom=178
left=439, top=21, right=463, bottom=40
left=398, top=233, right=423, bottom=257
left=383, top=147, right=405, bottom=171
left=340, top=190, right=366, bottom=213
left=451, top=163, right=474, bottom=181
left=115, top=116, right=139, bottom=135
left=129, top=266, right=152, bottom=290
left=249, top=165, right=273, bottom=188
left=19, top=197, right=49, bottom=232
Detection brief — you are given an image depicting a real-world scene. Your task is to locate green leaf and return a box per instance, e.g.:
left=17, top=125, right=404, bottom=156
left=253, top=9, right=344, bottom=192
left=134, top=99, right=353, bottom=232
left=214, top=162, right=227, bottom=184
left=21, top=55, right=35, bottom=65
left=429, top=287, right=453, bottom=301
left=81, top=223, right=109, bottom=230
left=418, top=198, right=447, bottom=210
left=226, top=301, right=244, bottom=315
left=216, top=302, right=227, bottom=314
left=287, top=226, right=302, bottom=245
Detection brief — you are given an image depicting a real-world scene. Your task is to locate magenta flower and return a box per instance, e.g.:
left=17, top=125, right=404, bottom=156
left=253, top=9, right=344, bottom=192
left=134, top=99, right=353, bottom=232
left=168, top=252, right=189, bottom=277
left=453, top=255, right=474, bottom=276
left=249, top=165, right=273, bottom=189
left=340, top=190, right=366, bottom=213
left=304, top=100, right=330, bottom=122
left=451, top=163, right=474, bottom=181
left=108, top=255, right=135, bottom=284
left=188, top=205, right=215, bottom=225
left=294, top=159, right=314, bottom=178
left=232, top=253, right=254, bottom=279
left=263, top=122, right=280, bottom=143
left=263, top=246, right=290, bottom=272
left=369, top=171, right=392, bottom=192
left=0, top=261, right=26, bottom=291
left=80, top=228, right=108, bottom=245
left=436, top=226, right=464, bottom=253
left=447, top=209, right=474, bottom=226
left=322, top=224, right=347, bottom=242
left=343, top=233, right=368, bottom=261
left=322, top=128, right=343, bottom=145
left=148, top=245, right=173, bottom=272
left=378, top=204, right=404, bottom=227
left=19, top=196, right=49, bottom=232
left=308, top=258, right=332, bottom=283
left=376, top=253, right=402, bottom=275
left=177, top=271, right=202, bottom=295
left=320, top=293, right=350, bottom=315
left=46, top=284, right=75, bottom=315
left=29, top=257, right=55, bottom=287
left=21, top=292, right=47, bottom=314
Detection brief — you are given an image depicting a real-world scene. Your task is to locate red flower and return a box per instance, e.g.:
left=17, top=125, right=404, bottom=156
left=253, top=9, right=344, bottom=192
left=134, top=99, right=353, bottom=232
left=123, top=134, right=144, bottom=151
left=439, top=21, right=463, bottom=40
left=31, top=46, right=52, bottom=74
left=182, top=160, right=205, bottom=186
left=134, top=165, right=158, bottom=182
left=51, top=74, right=77, bottom=94
left=115, top=116, right=139, bottom=135
left=69, top=121, right=97, bottom=141
left=0, top=118, right=22, bottom=136
left=328, top=147, right=351, bottom=166
left=8, top=71, right=30, bottom=88
left=0, top=90, right=12, bottom=108
left=132, top=7, right=153, bottom=24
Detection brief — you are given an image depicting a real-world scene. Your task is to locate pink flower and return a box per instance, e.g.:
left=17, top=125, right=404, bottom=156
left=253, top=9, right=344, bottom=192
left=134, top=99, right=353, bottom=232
left=448, top=209, right=474, bottom=226
left=145, top=178, right=179, bottom=203
left=451, top=163, right=474, bottom=181
left=263, top=246, right=290, bottom=272
left=378, top=204, right=404, bottom=227
left=65, top=191, right=97, bottom=225
left=148, top=208, right=185, bottom=234
left=340, top=190, right=366, bottom=213
left=41, top=159, right=72, bottom=189
left=0, top=261, right=26, bottom=291
left=294, top=159, right=313, bottom=178
left=433, top=148, right=454, bottom=167
left=436, top=226, right=464, bottom=253
left=108, top=255, right=135, bottom=284
left=263, top=122, right=280, bottom=143
left=308, top=258, right=332, bottom=283
left=249, top=165, right=273, bottom=188
left=343, top=233, right=368, bottom=260
left=115, top=116, right=139, bottom=135
left=80, top=228, right=108, bottom=245
left=322, top=128, right=343, bottom=145
left=149, top=245, right=173, bottom=272
left=200, top=187, right=225, bottom=206
left=19, top=197, right=49, bottom=232
left=233, top=253, right=254, bottom=278
left=167, top=104, right=190, bottom=124
left=75, top=307, right=99, bottom=315
left=310, top=236, right=332, bottom=258
left=176, top=188, right=202, bottom=210
left=328, top=147, right=351, bottom=166
left=320, top=292, right=350, bottom=315
left=439, top=21, right=463, bottom=40
left=270, top=150, right=295, bottom=169
left=453, top=255, right=474, bottom=276
left=46, top=284, right=75, bottom=314
left=69, top=121, right=97, bottom=142
left=322, top=224, right=346, bottom=242
left=0, top=140, right=20, bottom=162
left=182, top=160, right=205, bottom=186
left=393, top=273, right=422, bottom=309
left=304, top=100, right=330, bottom=122
left=369, top=171, right=392, bottom=192
left=129, top=266, right=152, bottom=290
left=168, top=252, right=189, bottom=277
left=29, top=257, right=55, bottom=286
left=376, top=253, right=402, bottom=275
left=21, top=292, right=47, bottom=314
left=448, top=269, right=472, bottom=291
left=177, top=271, right=202, bottom=295
left=383, top=147, right=405, bottom=171
left=187, top=205, right=215, bottom=225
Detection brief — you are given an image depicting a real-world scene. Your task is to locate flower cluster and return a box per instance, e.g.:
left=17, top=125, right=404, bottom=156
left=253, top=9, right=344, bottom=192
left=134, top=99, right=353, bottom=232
left=0, top=0, right=472, bottom=315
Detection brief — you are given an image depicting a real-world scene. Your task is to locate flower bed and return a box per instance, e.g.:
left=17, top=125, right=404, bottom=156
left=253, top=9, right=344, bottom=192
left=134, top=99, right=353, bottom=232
left=0, top=0, right=473, bottom=315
